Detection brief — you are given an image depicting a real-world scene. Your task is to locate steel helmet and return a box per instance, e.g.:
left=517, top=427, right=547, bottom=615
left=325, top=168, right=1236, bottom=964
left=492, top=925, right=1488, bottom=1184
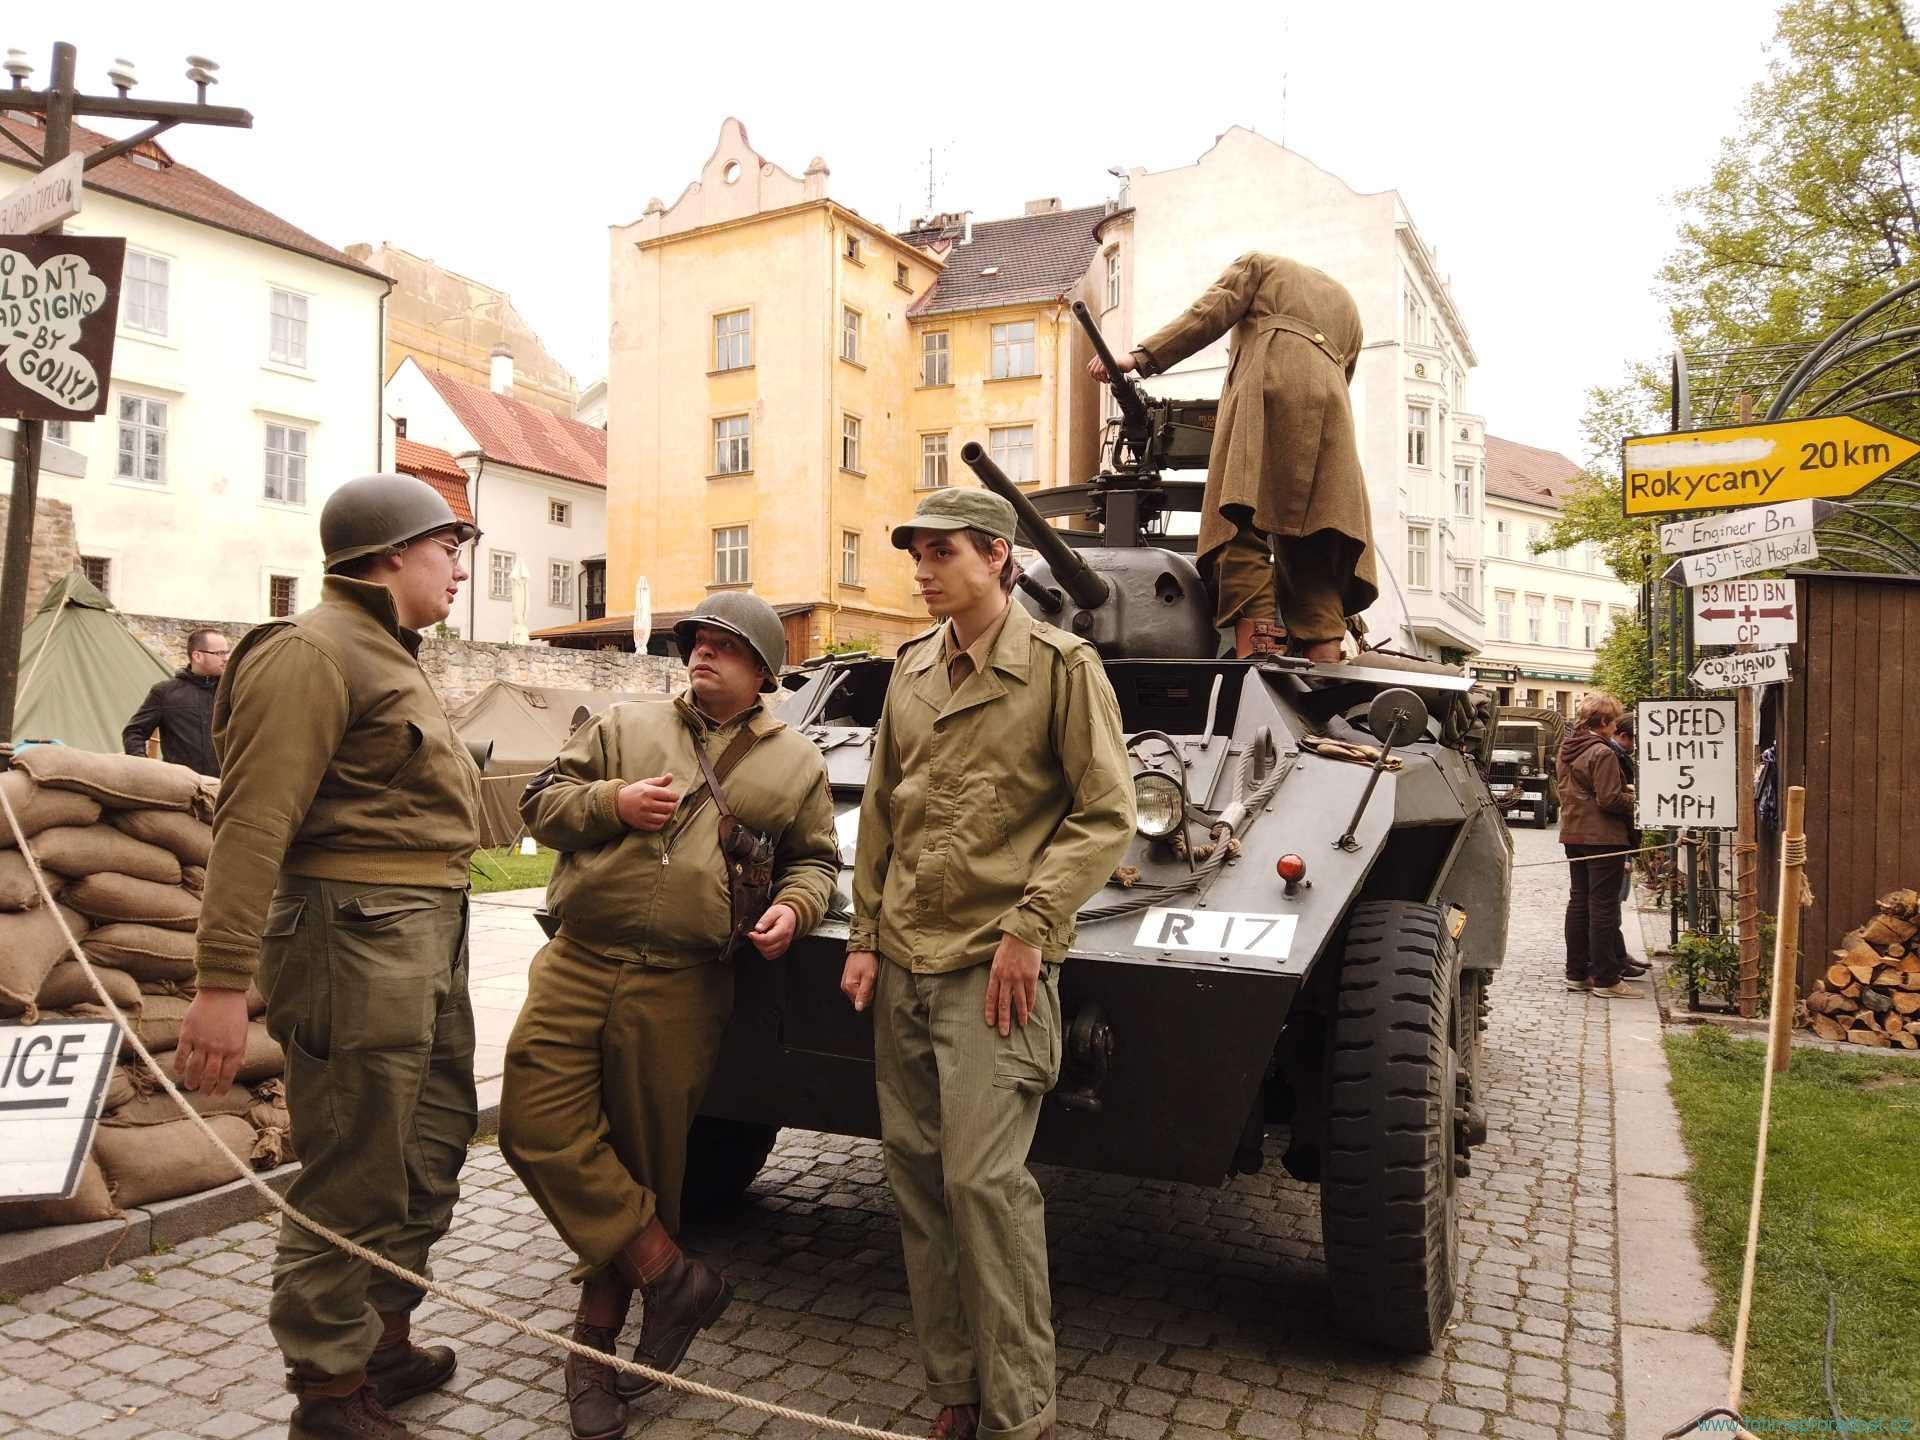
left=672, top=592, right=786, bottom=692
left=320, top=473, right=479, bottom=571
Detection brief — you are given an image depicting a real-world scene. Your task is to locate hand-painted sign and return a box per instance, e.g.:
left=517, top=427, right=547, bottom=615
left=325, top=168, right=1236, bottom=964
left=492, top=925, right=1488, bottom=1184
left=0, top=234, right=125, bottom=420
left=1693, top=580, right=1797, bottom=646
left=1637, top=700, right=1737, bottom=830
left=1623, top=417, right=1919, bottom=516
left=0, top=1018, right=119, bottom=1200
left=0, top=154, right=83, bottom=236
left=1658, top=499, right=1835, bottom=556
left=1662, top=531, right=1818, bottom=586
left=1691, top=648, right=1790, bottom=691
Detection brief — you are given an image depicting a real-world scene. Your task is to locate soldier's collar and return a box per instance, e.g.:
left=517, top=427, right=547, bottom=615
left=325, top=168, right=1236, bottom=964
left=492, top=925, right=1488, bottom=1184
left=674, top=691, right=782, bottom=737
left=321, top=575, right=418, bottom=652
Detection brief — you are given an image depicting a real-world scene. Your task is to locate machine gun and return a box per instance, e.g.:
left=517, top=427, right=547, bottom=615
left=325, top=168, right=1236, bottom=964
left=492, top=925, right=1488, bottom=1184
left=1074, top=299, right=1154, bottom=463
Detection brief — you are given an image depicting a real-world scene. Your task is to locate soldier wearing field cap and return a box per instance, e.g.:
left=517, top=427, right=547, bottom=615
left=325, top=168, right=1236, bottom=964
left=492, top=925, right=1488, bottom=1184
left=842, top=488, right=1134, bottom=1440
left=499, top=590, right=838, bottom=1440
left=174, top=474, right=484, bottom=1440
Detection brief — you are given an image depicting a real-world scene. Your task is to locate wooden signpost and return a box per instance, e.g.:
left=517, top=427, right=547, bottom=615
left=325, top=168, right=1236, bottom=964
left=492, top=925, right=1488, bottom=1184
left=1623, top=415, right=1919, bottom=517
left=0, top=233, right=125, bottom=419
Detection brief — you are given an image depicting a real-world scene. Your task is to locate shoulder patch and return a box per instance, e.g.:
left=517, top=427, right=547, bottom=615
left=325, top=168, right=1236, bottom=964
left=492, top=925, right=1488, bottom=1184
left=1028, top=620, right=1097, bottom=661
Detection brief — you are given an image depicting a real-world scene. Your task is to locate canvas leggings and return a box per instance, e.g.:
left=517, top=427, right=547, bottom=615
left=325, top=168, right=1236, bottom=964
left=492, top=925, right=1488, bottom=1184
left=1563, top=845, right=1628, bottom=987
left=255, top=876, right=477, bottom=1378
left=1211, top=519, right=1349, bottom=643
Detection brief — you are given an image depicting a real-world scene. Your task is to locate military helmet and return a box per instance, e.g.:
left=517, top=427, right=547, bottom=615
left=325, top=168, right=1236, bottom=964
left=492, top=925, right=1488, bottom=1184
left=320, top=473, right=479, bottom=571
left=672, top=592, right=786, bottom=692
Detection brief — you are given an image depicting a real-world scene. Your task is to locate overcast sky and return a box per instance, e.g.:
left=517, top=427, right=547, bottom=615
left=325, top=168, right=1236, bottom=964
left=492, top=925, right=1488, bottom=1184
left=18, top=1, right=1781, bottom=458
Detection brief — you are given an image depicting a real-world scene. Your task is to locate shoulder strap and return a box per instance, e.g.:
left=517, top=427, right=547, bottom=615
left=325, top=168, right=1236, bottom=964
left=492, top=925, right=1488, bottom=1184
left=680, top=724, right=761, bottom=825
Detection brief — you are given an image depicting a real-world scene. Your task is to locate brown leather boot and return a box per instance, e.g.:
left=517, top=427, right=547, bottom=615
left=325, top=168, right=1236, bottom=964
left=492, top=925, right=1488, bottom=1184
left=286, top=1366, right=410, bottom=1439
left=609, top=1217, right=730, bottom=1400
left=930, top=1404, right=980, bottom=1440
left=566, top=1266, right=634, bottom=1440
left=364, top=1311, right=457, bottom=1407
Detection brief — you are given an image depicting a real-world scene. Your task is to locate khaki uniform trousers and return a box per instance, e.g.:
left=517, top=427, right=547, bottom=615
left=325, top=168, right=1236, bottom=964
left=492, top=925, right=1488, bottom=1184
left=1212, top=522, right=1349, bottom=643
left=498, top=930, right=735, bottom=1279
left=874, top=958, right=1062, bottom=1440
left=256, top=876, right=477, bottom=1377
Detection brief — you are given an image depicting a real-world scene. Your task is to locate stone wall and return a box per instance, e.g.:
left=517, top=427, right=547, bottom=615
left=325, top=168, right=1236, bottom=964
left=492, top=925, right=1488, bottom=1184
left=0, top=496, right=79, bottom=616
left=120, top=611, right=683, bottom=708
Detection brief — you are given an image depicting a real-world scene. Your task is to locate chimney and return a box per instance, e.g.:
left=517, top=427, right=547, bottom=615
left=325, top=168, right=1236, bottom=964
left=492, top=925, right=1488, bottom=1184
left=489, top=345, right=514, bottom=396
left=960, top=210, right=973, bottom=246
left=394, top=416, right=408, bottom=439
left=1023, top=197, right=1061, bottom=216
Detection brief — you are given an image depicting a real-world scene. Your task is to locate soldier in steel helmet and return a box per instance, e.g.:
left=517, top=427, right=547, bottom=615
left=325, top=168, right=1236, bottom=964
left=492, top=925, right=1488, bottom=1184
left=841, top=489, right=1134, bottom=1440
left=498, top=590, right=838, bottom=1440
left=173, top=474, right=485, bottom=1439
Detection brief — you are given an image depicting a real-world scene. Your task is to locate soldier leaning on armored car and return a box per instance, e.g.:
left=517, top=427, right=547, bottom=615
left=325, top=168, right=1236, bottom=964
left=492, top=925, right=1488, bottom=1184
left=175, top=474, right=485, bottom=1440
left=499, top=591, right=838, bottom=1440
left=841, top=489, right=1134, bottom=1440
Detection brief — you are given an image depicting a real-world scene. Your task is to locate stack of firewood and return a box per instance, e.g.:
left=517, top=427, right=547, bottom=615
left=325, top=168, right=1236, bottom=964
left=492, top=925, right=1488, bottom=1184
left=1802, top=888, right=1920, bottom=1048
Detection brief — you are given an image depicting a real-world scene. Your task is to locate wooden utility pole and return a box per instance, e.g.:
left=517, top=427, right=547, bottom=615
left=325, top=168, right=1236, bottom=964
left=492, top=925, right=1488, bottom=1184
left=1730, top=393, right=1763, bottom=1016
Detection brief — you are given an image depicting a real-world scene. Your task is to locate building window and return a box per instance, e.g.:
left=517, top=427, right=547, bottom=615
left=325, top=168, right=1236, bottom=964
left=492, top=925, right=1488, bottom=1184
left=1404, top=287, right=1422, bottom=345
left=921, top=330, right=949, bottom=386
left=1105, top=251, right=1120, bottom=310
left=1453, top=563, right=1474, bottom=603
left=841, top=305, right=862, bottom=364
left=841, top=414, right=862, bottom=473
left=921, top=432, right=949, bottom=489
left=712, top=526, right=749, bottom=585
left=263, top=423, right=308, bottom=505
left=713, top=309, right=751, bottom=371
left=1495, top=591, right=1513, bottom=641
left=489, top=549, right=515, bottom=601
left=1611, top=604, right=1630, bottom=625
left=713, top=414, right=751, bottom=475
left=268, top=575, right=299, bottom=618
left=47, top=419, right=70, bottom=445
left=1525, top=595, right=1543, bottom=643
left=116, top=395, right=167, bottom=484
left=1406, top=524, right=1432, bottom=589
left=1583, top=602, right=1601, bottom=649
left=1555, top=600, right=1573, bottom=647
left=988, top=424, right=1035, bottom=483
left=1527, top=522, right=1545, bottom=557
left=549, top=498, right=572, bottom=526
left=1406, top=406, right=1429, bottom=467
left=125, top=250, right=169, bottom=335
left=549, top=560, right=574, bottom=608
left=1584, top=540, right=1601, bottom=572
left=80, top=555, right=110, bottom=597
left=1492, top=518, right=1510, bottom=557
left=896, top=261, right=911, bottom=289
left=990, top=320, right=1037, bottom=379
left=269, top=288, right=308, bottom=367
left=843, top=232, right=861, bottom=262
left=1453, top=464, right=1473, bottom=517
left=841, top=530, right=861, bottom=587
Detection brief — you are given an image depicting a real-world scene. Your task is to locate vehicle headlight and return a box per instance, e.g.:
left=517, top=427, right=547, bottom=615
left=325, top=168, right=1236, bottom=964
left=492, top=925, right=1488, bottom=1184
left=1133, top=771, right=1184, bottom=838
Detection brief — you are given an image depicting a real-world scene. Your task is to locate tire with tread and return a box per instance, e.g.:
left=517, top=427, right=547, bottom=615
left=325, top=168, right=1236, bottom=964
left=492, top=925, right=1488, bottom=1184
left=1320, top=900, right=1459, bottom=1351
left=680, top=1117, right=779, bottom=1220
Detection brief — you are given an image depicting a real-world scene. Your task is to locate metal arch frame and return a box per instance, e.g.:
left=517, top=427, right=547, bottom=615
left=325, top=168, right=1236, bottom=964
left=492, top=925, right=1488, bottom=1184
left=1768, top=277, right=1920, bottom=419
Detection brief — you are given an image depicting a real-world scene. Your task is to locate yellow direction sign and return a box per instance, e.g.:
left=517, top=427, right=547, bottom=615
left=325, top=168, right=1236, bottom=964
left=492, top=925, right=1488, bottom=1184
left=1622, top=415, right=1919, bottom=516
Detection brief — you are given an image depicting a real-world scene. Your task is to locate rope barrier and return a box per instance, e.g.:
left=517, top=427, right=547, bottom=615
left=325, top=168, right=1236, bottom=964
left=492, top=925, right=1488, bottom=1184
left=1511, top=840, right=1679, bottom=870
left=0, top=781, right=924, bottom=1440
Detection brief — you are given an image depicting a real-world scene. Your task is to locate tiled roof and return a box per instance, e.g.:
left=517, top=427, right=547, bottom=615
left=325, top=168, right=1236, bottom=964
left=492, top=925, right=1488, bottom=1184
left=903, top=206, right=1105, bottom=318
left=394, top=437, right=475, bottom=525
left=0, top=116, right=382, bottom=281
left=1485, top=435, right=1583, bottom=509
left=421, top=369, right=607, bottom=489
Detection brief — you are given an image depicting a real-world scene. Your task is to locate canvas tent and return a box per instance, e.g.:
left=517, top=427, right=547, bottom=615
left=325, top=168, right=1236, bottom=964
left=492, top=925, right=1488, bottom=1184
left=449, top=681, right=662, bottom=846
left=14, top=572, right=173, bottom=755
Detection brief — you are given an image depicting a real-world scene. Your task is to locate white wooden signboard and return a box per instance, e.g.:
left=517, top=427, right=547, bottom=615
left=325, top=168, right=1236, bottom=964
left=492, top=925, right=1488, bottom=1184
left=1637, top=700, right=1738, bottom=830
left=1692, top=580, right=1799, bottom=646
left=0, top=1019, right=119, bottom=1200
left=1691, top=648, right=1791, bottom=691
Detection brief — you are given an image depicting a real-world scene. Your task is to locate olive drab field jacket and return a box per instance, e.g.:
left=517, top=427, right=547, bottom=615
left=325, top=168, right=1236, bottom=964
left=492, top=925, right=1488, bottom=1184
left=849, top=600, right=1135, bottom=972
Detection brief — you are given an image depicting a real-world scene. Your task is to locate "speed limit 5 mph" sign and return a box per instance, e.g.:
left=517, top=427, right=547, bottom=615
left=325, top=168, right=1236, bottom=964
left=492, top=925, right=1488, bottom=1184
left=1636, top=700, right=1737, bottom=830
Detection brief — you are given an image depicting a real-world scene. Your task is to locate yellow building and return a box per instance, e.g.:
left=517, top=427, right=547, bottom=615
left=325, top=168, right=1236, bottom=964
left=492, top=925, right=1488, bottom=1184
left=597, top=119, right=1104, bottom=658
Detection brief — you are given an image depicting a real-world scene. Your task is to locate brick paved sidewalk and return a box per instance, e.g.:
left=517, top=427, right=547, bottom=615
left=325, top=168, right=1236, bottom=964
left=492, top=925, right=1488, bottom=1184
left=0, top=827, right=1631, bottom=1440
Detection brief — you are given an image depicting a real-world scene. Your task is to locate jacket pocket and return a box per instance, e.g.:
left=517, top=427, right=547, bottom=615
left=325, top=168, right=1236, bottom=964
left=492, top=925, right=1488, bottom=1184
left=384, top=721, right=428, bottom=788
left=335, top=889, right=442, bottom=930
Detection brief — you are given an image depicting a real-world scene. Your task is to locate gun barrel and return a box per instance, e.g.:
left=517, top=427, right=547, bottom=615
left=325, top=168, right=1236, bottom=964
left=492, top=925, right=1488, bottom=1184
left=1071, top=300, right=1152, bottom=433
left=960, top=442, right=1110, bottom=611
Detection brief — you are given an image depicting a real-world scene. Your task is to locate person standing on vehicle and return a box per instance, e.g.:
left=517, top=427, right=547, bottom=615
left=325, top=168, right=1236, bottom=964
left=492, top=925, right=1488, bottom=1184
left=841, top=489, right=1134, bottom=1440
left=500, top=592, right=838, bottom=1440
left=173, top=474, right=484, bottom=1440
left=122, top=628, right=230, bottom=775
left=1558, top=694, right=1636, bottom=997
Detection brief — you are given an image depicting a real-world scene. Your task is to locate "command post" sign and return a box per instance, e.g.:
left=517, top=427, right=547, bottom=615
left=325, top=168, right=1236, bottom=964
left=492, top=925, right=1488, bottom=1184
left=1637, top=700, right=1737, bottom=830
left=0, top=1018, right=119, bottom=1200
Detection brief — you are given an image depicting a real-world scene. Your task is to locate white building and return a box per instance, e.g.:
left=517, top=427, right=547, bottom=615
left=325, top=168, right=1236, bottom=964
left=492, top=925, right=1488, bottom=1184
left=0, top=115, right=390, bottom=623
left=1097, top=127, right=1485, bottom=658
left=1476, top=436, right=1638, bottom=712
left=382, top=355, right=608, bottom=642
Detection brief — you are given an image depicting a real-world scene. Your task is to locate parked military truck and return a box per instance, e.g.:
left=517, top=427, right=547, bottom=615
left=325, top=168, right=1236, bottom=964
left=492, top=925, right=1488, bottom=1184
left=670, top=303, right=1513, bottom=1352
left=1488, top=706, right=1563, bottom=828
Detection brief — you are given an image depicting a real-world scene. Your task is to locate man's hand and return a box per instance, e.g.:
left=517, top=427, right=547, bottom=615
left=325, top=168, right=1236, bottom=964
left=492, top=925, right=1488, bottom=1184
left=616, top=773, right=680, bottom=832
left=748, top=903, right=799, bottom=959
left=841, top=949, right=879, bottom=1012
left=984, top=932, right=1044, bottom=1036
left=174, top=989, right=252, bottom=1098
left=1087, top=353, right=1137, bottom=384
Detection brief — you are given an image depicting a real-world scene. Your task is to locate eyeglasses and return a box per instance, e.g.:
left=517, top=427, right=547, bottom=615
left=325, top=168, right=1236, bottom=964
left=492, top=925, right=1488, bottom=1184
left=417, top=536, right=472, bottom=563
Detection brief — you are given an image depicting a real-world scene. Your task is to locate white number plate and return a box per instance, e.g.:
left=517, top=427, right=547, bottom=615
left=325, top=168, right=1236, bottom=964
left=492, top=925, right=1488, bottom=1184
left=1133, top=907, right=1298, bottom=960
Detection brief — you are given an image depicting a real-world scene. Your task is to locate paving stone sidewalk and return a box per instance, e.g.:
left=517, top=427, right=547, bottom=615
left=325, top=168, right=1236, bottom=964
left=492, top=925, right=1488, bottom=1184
left=0, top=827, right=1640, bottom=1439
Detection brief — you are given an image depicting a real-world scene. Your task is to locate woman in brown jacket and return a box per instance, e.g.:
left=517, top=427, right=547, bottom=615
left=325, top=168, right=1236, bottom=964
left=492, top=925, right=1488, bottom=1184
left=1557, top=694, right=1638, bottom=996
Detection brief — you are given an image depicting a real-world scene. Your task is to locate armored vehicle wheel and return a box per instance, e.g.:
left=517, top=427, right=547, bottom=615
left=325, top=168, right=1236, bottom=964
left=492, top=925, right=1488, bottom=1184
left=1320, top=901, right=1461, bottom=1351
left=680, top=1117, right=779, bottom=1221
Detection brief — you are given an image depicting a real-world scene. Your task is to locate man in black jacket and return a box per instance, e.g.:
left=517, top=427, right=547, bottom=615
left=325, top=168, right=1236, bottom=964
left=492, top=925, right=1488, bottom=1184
left=123, top=628, right=229, bottom=776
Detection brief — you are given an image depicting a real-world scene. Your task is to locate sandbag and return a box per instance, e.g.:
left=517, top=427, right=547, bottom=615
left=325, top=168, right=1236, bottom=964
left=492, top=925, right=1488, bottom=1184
left=92, top=1113, right=255, bottom=1208
left=0, top=769, right=102, bottom=845
left=0, top=848, right=61, bottom=910
left=63, top=873, right=200, bottom=931
left=13, top=747, right=202, bottom=812
left=104, top=1064, right=139, bottom=1112
left=129, top=993, right=192, bottom=1052
left=31, top=824, right=183, bottom=886
left=139, top=1022, right=283, bottom=1085
left=181, top=865, right=206, bottom=895
left=0, top=904, right=90, bottom=1017
left=111, top=808, right=213, bottom=867
left=0, top=1157, right=119, bottom=1232
left=37, top=959, right=142, bottom=1014
left=102, top=1084, right=257, bottom=1128
left=84, top=923, right=197, bottom=984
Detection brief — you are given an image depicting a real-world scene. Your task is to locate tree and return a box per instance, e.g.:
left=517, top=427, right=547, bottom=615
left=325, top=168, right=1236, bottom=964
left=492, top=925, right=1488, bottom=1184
left=1535, top=366, right=1667, bottom=586
left=1591, top=611, right=1661, bottom=708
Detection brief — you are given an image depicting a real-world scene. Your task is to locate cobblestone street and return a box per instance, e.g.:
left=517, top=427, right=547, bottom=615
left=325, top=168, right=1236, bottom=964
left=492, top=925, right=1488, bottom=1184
left=0, top=826, right=1637, bottom=1440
